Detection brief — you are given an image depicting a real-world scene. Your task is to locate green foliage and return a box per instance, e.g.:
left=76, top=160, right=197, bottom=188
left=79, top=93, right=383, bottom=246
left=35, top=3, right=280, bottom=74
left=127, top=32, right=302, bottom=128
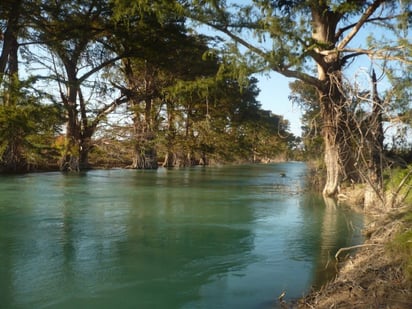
left=0, top=0, right=300, bottom=171
left=388, top=209, right=412, bottom=282
left=385, top=165, right=412, bottom=206
left=0, top=80, right=62, bottom=171
left=289, top=80, right=323, bottom=160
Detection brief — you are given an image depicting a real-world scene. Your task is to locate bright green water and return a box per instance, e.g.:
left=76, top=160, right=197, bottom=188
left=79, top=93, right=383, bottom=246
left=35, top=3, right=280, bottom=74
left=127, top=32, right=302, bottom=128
left=0, top=162, right=363, bottom=309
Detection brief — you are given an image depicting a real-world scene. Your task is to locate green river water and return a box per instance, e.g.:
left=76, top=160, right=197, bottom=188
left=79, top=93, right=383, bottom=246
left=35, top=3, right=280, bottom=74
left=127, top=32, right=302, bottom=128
left=0, top=162, right=363, bottom=308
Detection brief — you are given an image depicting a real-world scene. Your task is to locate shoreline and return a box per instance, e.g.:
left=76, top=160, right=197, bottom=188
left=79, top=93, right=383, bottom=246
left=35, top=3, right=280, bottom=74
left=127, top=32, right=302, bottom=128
left=293, top=206, right=412, bottom=308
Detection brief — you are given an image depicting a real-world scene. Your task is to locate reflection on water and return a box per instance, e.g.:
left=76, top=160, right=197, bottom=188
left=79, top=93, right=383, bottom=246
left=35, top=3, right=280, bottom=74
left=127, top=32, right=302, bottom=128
left=0, top=163, right=363, bottom=308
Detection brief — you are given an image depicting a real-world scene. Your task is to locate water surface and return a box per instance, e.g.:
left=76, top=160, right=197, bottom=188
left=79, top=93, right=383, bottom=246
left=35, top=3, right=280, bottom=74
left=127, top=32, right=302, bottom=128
left=0, top=162, right=363, bottom=308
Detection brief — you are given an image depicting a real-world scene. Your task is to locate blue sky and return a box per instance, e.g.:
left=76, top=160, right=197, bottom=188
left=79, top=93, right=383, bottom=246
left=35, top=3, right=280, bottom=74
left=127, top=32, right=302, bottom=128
left=255, top=73, right=302, bottom=136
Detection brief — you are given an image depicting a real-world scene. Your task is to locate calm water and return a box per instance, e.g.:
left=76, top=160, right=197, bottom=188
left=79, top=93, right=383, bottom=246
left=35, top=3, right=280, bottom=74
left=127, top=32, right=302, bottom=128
left=0, top=162, right=363, bottom=309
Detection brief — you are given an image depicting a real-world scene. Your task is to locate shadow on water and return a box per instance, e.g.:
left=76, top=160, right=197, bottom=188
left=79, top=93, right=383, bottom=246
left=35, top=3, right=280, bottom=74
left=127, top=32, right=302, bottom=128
left=292, top=194, right=364, bottom=291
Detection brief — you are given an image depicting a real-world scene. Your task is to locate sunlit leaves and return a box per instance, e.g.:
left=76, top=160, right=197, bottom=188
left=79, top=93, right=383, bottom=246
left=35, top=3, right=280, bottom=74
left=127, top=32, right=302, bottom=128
left=0, top=79, right=62, bottom=170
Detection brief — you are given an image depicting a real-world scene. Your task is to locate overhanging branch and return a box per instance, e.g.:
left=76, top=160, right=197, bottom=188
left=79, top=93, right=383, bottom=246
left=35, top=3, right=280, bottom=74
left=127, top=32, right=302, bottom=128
left=337, top=0, right=385, bottom=50
left=190, top=17, right=323, bottom=90
left=341, top=47, right=412, bottom=65
left=335, top=13, right=407, bottom=40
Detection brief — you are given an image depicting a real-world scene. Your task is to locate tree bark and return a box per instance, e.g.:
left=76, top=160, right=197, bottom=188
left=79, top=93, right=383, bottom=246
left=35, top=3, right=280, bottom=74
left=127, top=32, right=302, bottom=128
left=0, top=0, right=21, bottom=78
left=132, top=132, right=158, bottom=169
left=0, top=0, right=27, bottom=172
left=60, top=66, right=81, bottom=172
left=131, top=100, right=158, bottom=169
left=311, top=6, right=360, bottom=196
left=364, top=70, right=384, bottom=210
left=311, top=7, right=344, bottom=197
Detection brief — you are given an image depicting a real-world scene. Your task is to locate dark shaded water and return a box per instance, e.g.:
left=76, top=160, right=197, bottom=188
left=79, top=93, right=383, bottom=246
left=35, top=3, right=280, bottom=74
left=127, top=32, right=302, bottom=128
left=0, top=162, right=363, bottom=308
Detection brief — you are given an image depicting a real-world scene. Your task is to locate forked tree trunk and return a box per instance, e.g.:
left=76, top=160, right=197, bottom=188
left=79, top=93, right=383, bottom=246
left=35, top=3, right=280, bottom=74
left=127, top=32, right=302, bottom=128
left=311, top=8, right=343, bottom=197
left=311, top=7, right=363, bottom=197
left=308, top=2, right=385, bottom=197
left=60, top=83, right=81, bottom=172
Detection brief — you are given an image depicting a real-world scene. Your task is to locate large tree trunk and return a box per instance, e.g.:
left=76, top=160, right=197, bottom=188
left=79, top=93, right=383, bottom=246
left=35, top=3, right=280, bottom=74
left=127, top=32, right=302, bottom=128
left=312, top=7, right=341, bottom=196
left=79, top=137, right=92, bottom=170
left=0, top=0, right=27, bottom=172
left=322, top=127, right=341, bottom=196
left=60, top=71, right=81, bottom=172
left=311, top=7, right=359, bottom=196
left=59, top=102, right=96, bottom=171
left=60, top=123, right=80, bottom=172
left=0, top=0, right=21, bottom=78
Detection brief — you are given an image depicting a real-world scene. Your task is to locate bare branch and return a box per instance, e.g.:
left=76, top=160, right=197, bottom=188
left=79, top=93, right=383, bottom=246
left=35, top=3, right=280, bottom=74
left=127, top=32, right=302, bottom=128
left=78, top=55, right=123, bottom=84
left=337, top=0, right=386, bottom=50
left=335, top=14, right=406, bottom=40
left=201, top=21, right=324, bottom=89
left=340, top=47, right=412, bottom=65
left=335, top=244, right=382, bottom=260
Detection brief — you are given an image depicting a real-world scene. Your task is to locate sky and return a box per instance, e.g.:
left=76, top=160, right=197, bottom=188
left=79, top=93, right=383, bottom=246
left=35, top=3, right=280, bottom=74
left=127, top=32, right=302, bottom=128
left=255, top=72, right=303, bottom=137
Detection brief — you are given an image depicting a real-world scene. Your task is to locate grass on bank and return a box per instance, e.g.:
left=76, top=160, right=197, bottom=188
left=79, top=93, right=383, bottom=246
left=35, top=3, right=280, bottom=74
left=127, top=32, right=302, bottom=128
left=387, top=209, right=412, bottom=283
left=385, top=165, right=412, bottom=285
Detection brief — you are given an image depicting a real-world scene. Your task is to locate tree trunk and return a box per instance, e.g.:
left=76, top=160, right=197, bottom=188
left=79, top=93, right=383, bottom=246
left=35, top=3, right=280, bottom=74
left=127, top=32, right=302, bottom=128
left=162, top=100, right=177, bottom=168
left=364, top=70, right=384, bottom=210
left=0, top=1, right=27, bottom=172
left=79, top=137, right=92, bottom=170
left=0, top=0, right=21, bottom=78
left=60, top=129, right=80, bottom=172
left=322, top=129, right=341, bottom=196
left=131, top=100, right=158, bottom=169
left=60, top=73, right=81, bottom=172
left=132, top=132, right=158, bottom=169
left=311, top=7, right=359, bottom=197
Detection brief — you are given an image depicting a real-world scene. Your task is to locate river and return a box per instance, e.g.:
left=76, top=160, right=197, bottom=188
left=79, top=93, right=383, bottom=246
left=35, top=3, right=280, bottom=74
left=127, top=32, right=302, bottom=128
left=0, top=162, right=363, bottom=308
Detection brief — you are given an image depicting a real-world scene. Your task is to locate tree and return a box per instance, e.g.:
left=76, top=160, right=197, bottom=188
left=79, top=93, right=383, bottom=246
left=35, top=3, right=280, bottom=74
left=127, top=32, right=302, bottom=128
left=0, top=0, right=24, bottom=169
left=289, top=80, right=323, bottom=162
left=112, top=13, right=211, bottom=169
left=0, top=0, right=63, bottom=171
left=29, top=0, right=126, bottom=171
left=0, top=78, right=63, bottom=172
left=172, top=0, right=411, bottom=199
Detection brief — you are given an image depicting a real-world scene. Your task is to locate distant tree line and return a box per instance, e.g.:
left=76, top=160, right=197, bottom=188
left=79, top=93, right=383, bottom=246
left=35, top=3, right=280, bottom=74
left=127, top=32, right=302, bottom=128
left=0, top=0, right=296, bottom=173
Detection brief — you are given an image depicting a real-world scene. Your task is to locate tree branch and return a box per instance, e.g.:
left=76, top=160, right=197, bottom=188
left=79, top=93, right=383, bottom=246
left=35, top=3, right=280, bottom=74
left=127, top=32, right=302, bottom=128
left=91, top=96, right=128, bottom=130
left=78, top=55, right=123, bottom=84
left=335, top=244, right=382, bottom=260
left=340, top=47, right=412, bottom=65
left=337, top=0, right=385, bottom=50
left=335, top=14, right=406, bottom=40
left=196, top=20, right=323, bottom=89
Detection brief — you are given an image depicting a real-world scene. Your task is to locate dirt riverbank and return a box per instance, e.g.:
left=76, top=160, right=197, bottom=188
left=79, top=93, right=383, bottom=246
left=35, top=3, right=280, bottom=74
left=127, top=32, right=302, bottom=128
left=291, top=206, right=412, bottom=308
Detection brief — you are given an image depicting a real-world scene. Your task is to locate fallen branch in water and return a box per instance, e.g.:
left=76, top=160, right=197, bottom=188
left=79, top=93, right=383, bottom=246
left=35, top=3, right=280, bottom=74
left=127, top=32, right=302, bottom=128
left=335, top=244, right=383, bottom=260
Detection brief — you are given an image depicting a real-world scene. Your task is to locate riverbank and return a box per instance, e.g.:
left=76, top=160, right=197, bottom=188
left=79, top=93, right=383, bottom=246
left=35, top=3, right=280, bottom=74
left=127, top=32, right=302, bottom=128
left=295, top=205, right=412, bottom=308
